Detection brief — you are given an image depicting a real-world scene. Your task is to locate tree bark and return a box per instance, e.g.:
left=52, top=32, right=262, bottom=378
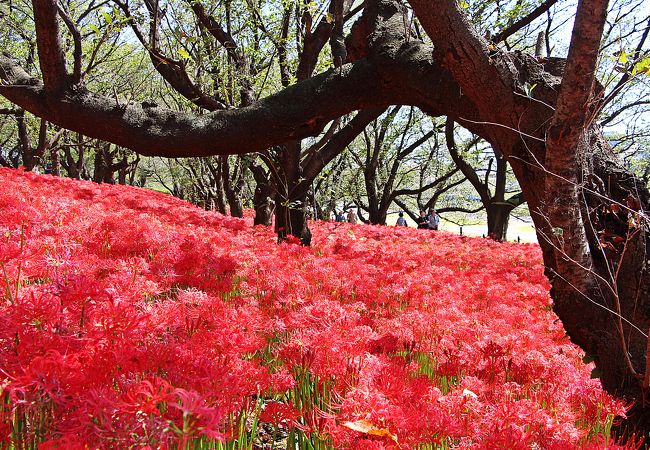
left=251, top=164, right=274, bottom=226
left=486, top=203, right=511, bottom=241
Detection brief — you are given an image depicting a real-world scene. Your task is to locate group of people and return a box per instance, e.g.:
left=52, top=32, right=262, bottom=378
left=330, top=207, right=439, bottom=229
left=396, top=209, right=440, bottom=230
left=333, top=208, right=358, bottom=224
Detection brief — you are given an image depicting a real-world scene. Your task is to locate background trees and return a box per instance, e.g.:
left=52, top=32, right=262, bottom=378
left=2, top=0, right=650, bottom=436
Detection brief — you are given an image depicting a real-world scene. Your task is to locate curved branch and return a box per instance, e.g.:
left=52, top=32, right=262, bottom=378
left=302, top=108, right=384, bottom=182
left=601, top=99, right=650, bottom=126
left=407, top=0, right=518, bottom=128
left=188, top=0, right=255, bottom=105
left=492, top=0, right=559, bottom=44
left=2, top=0, right=483, bottom=160
left=57, top=4, right=83, bottom=83
left=113, top=0, right=227, bottom=111
left=0, top=54, right=389, bottom=157
left=445, top=118, right=490, bottom=205
left=436, top=205, right=484, bottom=214
left=391, top=167, right=459, bottom=199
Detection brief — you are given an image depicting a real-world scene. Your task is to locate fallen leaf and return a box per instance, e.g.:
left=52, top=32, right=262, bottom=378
left=343, top=420, right=398, bottom=443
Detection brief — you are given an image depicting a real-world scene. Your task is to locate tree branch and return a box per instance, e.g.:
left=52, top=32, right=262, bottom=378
left=302, top=109, right=384, bottom=182
left=113, top=0, right=227, bottom=110
left=391, top=167, right=460, bottom=199
left=0, top=54, right=389, bottom=157
left=407, top=0, right=517, bottom=132
left=544, top=0, right=609, bottom=293
left=492, top=0, right=559, bottom=44
left=57, top=3, right=83, bottom=83
left=1, top=1, right=479, bottom=159
left=33, top=0, right=69, bottom=94
left=445, top=118, right=490, bottom=205
left=188, top=0, right=255, bottom=105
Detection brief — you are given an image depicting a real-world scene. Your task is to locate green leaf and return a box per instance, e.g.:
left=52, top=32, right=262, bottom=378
left=101, top=10, right=113, bottom=25
left=590, top=367, right=602, bottom=379
left=177, top=48, right=190, bottom=60
left=632, top=56, right=650, bottom=76
left=582, top=354, right=594, bottom=364
left=458, top=0, right=469, bottom=9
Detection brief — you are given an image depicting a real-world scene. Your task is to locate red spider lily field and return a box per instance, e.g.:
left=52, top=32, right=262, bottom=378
left=0, top=168, right=637, bottom=449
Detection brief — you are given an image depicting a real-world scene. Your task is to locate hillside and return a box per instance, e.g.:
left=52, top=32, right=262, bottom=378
left=0, top=169, right=633, bottom=449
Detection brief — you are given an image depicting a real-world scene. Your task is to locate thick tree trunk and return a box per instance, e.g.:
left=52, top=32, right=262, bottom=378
left=367, top=208, right=387, bottom=225
left=118, top=157, right=127, bottom=185
left=253, top=190, right=274, bottom=226
left=207, top=161, right=227, bottom=214
left=226, top=195, right=244, bottom=217
left=92, top=147, right=109, bottom=183
left=365, top=169, right=385, bottom=225
left=366, top=204, right=389, bottom=226
left=212, top=191, right=227, bottom=215
left=251, top=164, right=274, bottom=226
left=273, top=142, right=311, bottom=244
left=254, top=186, right=274, bottom=227
left=275, top=195, right=311, bottom=245
left=510, top=127, right=650, bottom=436
left=486, top=203, right=513, bottom=241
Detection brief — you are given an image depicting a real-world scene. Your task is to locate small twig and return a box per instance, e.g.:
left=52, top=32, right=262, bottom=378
left=457, top=117, right=546, bottom=142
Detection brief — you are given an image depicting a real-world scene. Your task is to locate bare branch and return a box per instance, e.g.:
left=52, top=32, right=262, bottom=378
left=57, top=3, right=83, bottom=83
left=492, top=0, right=559, bottom=44
left=188, top=0, right=255, bottom=105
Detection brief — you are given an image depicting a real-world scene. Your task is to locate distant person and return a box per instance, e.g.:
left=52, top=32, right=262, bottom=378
left=335, top=210, right=346, bottom=222
left=416, top=210, right=428, bottom=229
left=396, top=212, right=408, bottom=227
left=347, top=208, right=358, bottom=224
left=427, top=209, right=440, bottom=230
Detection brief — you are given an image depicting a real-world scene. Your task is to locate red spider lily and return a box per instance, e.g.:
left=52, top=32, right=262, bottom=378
left=0, top=168, right=638, bottom=449
left=260, top=400, right=301, bottom=427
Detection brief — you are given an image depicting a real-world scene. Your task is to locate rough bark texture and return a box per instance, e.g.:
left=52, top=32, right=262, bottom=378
left=251, top=164, right=274, bottom=226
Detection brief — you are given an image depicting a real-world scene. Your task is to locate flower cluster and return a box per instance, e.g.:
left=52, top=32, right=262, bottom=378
left=0, top=169, right=635, bottom=448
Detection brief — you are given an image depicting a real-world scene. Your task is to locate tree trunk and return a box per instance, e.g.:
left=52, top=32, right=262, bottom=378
left=486, top=202, right=513, bottom=241
left=50, top=146, right=60, bottom=176
left=509, top=127, right=650, bottom=436
left=221, top=156, right=244, bottom=218
left=253, top=187, right=274, bottom=226
left=251, top=163, right=274, bottom=226
left=275, top=194, right=311, bottom=245
left=118, top=157, right=127, bottom=185
left=273, top=142, right=311, bottom=244
left=367, top=206, right=388, bottom=226
left=92, top=146, right=107, bottom=183
left=206, top=159, right=227, bottom=214
left=364, top=168, right=384, bottom=224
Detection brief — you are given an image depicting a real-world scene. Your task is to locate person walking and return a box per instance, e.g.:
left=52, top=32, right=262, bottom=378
left=347, top=208, right=358, bottom=224
left=416, top=210, right=428, bottom=229
left=427, top=209, right=440, bottom=230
